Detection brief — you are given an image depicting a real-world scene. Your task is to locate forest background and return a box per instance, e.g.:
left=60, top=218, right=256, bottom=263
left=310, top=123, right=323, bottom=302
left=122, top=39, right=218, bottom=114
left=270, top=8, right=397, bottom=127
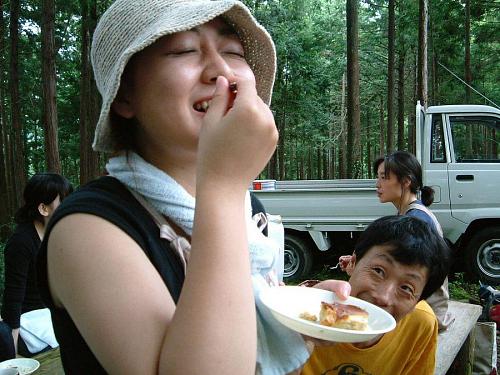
left=0, top=0, right=498, bottom=240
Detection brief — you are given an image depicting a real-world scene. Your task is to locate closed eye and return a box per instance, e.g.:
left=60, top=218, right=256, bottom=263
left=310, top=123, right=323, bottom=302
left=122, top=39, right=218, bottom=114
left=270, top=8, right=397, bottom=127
left=167, top=49, right=197, bottom=56
left=224, top=51, right=245, bottom=59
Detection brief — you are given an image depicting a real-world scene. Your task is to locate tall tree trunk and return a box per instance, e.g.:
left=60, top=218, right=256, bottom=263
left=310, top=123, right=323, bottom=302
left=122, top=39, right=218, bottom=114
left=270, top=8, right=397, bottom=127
left=42, top=0, right=61, bottom=173
left=397, top=47, right=405, bottom=150
left=432, top=50, right=439, bottom=105
left=379, top=96, right=385, bottom=156
left=386, top=0, right=395, bottom=153
left=316, top=146, right=322, bottom=179
left=0, top=0, right=10, bottom=237
left=464, top=0, right=472, bottom=103
left=408, top=50, right=417, bottom=154
left=9, top=0, right=26, bottom=207
left=367, top=113, right=372, bottom=178
left=338, top=72, right=347, bottom=179
left=328, top=92, right=335, bottom=179
left=79, top=0, right=101, bottom=184
left=417, top=0, right=429, bottom=108
left=346, top=0, right=361, bottom=178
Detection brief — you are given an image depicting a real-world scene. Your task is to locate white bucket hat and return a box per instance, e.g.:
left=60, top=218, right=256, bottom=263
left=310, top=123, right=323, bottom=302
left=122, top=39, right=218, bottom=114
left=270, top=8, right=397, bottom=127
left=91, top=0, right=277, bottom=153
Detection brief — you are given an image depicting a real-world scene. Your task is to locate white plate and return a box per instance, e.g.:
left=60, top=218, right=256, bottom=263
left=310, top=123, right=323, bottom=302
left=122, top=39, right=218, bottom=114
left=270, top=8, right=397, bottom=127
left=260, top=285, right=396, bottom=343
left=0, top=358, right=40, bottom=375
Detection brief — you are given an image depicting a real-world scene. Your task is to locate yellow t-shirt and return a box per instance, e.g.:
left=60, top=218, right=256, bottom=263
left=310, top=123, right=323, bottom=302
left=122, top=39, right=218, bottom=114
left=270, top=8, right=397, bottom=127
left=301, top=301, right=438, bottom=375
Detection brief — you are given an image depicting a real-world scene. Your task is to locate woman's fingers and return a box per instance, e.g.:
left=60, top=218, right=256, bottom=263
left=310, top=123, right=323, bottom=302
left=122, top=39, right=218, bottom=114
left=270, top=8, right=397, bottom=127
left=203, top=76, right=231, bottom=121
left=197, top=75, right=277, bottom=191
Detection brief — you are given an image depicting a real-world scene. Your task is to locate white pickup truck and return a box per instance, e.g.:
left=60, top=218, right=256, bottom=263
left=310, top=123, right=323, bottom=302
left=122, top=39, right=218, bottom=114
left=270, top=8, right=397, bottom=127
left=253, top=102, right=500, bottom=284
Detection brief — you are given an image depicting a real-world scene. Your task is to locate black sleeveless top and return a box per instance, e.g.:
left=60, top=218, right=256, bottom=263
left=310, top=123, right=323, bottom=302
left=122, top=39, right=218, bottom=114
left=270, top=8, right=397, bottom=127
left=37, top=176, right=185, bottom=374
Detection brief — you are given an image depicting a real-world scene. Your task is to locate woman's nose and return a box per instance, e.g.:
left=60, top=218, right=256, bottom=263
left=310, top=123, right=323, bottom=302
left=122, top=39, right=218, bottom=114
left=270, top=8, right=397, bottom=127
left=375, top=179, right=381, bottom=188
left=202, top=50, right=234, bottom=84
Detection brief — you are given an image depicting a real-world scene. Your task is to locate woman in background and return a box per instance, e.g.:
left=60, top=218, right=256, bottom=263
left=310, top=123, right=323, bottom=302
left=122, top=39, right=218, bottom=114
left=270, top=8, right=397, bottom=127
left=372, top=150, right=453, bottom=331
left=1, top=172, right=73, bottom=356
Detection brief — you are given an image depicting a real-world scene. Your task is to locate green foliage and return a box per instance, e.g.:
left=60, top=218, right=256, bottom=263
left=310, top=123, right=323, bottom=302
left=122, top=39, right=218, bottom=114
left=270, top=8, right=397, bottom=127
left=449, top=273, right=479, bottom=302
left=1, top=0, right=498, bottom=185
left=0, top=240, right=5, bottom=304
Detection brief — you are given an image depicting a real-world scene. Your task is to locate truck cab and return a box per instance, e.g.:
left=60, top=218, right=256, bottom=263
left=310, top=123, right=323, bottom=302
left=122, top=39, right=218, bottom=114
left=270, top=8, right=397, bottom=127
left=419, top=103, right=500, bottom=283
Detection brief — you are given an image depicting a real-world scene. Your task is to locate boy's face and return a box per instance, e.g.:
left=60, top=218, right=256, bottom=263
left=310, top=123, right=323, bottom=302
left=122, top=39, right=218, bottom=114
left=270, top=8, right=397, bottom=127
left=349, top=245, right=428, bottom=322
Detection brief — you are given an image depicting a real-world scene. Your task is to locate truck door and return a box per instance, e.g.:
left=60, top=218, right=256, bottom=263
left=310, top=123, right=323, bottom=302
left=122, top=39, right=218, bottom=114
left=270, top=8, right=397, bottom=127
left=447, top=114, right=500, bottom=224
left=423, top=112, right=454, bottom=237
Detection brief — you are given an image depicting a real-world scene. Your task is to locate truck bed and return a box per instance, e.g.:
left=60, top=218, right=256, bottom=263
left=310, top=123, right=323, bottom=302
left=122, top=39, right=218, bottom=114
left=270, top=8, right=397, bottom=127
left=253, top=179, right=395, bottom=233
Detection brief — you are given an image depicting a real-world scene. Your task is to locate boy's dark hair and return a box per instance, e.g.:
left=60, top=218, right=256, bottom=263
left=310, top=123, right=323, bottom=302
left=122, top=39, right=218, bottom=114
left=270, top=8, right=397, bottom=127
left=354, top=215, right=450, bottom=300
left=14, top=173, right=74, bottom=224
left=373, top=151, right=435, bottom=207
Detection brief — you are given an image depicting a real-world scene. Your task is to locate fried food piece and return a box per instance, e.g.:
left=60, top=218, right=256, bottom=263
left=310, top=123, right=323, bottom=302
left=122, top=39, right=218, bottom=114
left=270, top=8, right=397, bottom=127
left=319, top=301, right=369, bottom=331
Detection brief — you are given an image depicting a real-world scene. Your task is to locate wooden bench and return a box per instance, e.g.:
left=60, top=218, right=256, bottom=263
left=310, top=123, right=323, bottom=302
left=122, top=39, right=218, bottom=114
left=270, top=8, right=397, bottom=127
left=33, top=347, right=64, bottom=374
left=434, top=300, right=482, bottom=375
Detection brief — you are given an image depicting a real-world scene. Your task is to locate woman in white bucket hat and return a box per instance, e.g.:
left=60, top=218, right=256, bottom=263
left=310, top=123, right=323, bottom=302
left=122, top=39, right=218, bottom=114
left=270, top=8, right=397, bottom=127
left=37, top=1, right=350, bottom=374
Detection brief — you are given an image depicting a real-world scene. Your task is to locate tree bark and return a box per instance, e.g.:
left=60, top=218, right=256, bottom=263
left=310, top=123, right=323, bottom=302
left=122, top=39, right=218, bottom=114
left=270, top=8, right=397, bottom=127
left=338, top=72, right=347, bottom=179
left=464, top=0, right=472, bottom=103
left=379, top=96, right=385, bottom=156
left=79, top=0, right=101, bottom=184
left=42, top=0, right=61, bottom=173
left=408, top=50, right=417, bottom=154
left=417, top=0, right=429, bottom=108
left=346, top=0, right=361, bottom=178
left=386, top=0, right=395, bottom=153
left=397, top=47, right=405, bottom=151
left=0, top=0, right=11, bottom=238
left=367, top=113, right=372, bottom=178
left=9, top=0, right=26, bottom=207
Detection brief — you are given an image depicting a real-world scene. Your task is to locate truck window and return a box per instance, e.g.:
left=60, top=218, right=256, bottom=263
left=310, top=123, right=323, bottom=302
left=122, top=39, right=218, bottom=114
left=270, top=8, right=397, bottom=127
left=450, top=116, right=500, bottom=163
left=431, top=115, right=446, bottom=162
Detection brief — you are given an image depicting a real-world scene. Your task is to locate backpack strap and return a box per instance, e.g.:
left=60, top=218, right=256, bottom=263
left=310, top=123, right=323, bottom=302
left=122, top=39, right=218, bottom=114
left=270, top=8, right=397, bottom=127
left=406, top=202, right=443, bottom=237
left=126, top=187, right=190, bottom=274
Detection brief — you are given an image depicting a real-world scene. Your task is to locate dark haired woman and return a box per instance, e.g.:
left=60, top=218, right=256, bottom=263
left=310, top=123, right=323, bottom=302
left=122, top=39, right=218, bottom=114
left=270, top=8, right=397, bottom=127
left=373, top=150, right=441, bottom=231
left=1, top=172, right=73, bottom=356
left=373, top=151, right=453, bottom=331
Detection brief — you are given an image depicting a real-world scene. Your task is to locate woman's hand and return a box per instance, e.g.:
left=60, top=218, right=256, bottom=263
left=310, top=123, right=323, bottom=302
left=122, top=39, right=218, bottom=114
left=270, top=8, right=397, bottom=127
left=197, top=75, right=278, bottom=193
left=339, top=255, right=355, bottom=275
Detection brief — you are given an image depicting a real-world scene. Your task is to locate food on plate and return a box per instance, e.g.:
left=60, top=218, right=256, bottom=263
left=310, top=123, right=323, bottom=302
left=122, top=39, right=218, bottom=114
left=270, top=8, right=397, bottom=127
left=299, top=311, right=318, bottom=322
left=299, top=301, right=369, bottom=331
left=319, top=301, right=369, bottom=331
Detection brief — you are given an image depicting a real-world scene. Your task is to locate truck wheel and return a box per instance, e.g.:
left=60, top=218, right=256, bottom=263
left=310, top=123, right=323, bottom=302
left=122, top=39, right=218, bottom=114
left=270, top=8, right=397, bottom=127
left=465, top=227, right=500, bottom=285
left=283, top=235, right=313, bottom=282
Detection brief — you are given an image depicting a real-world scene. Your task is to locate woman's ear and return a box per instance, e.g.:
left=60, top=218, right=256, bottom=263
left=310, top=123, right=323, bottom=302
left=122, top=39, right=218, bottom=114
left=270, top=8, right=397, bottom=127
left=111, top=87, right=135, bottom=119
left=38, top=203, right=49, bottom=218
left=402, top=176, right=412, bottom=189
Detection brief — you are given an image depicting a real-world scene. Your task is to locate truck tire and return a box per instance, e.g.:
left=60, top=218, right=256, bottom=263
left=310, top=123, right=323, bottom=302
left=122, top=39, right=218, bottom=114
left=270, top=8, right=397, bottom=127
left=465, top=227, right=500, bottom=285
left=283, top=235, right=314, bottom=282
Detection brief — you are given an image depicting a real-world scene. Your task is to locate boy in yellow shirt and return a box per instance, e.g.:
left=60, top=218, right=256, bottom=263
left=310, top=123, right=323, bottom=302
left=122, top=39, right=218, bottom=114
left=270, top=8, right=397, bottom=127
left=302, top=215, right=450, bottom=375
